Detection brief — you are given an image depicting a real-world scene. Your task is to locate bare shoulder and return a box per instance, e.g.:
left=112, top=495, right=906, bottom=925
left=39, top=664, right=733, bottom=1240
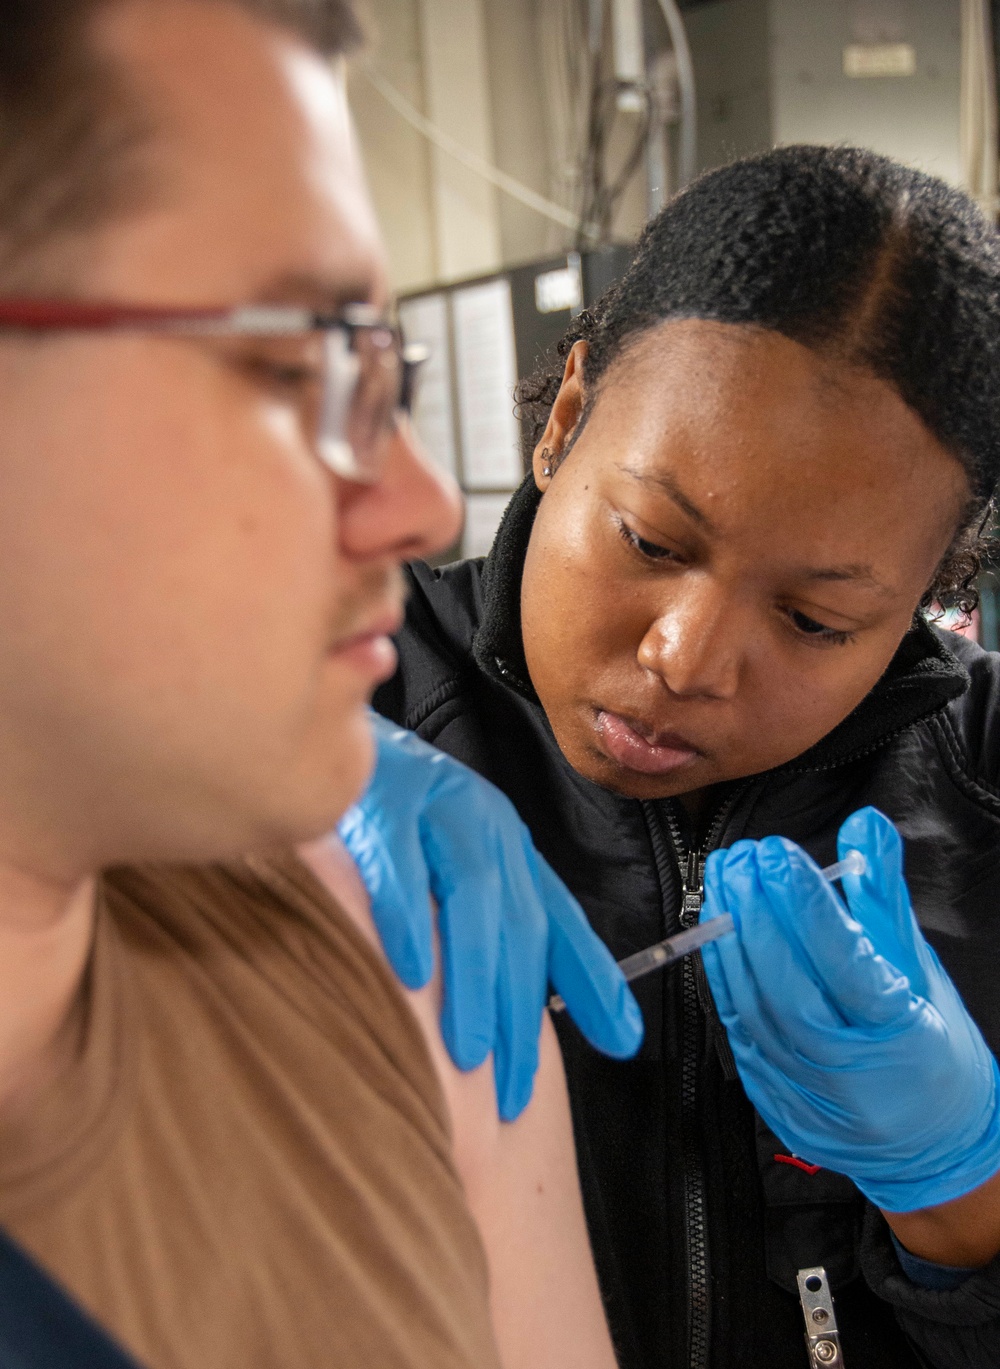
left=295, top=834, right=496, bottom=1145
left=297, top=834, right=618, bottom=1369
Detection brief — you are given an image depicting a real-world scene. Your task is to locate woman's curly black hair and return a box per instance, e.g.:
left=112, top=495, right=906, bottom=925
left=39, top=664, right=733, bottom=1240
left=516, top=145, right=1000, bottom=613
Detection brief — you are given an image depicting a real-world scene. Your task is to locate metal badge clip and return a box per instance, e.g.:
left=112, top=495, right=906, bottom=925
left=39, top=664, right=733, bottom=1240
left=797, top=1266, right=845, bottom=1368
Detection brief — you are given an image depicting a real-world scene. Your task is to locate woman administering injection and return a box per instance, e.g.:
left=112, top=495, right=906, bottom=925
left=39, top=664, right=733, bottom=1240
left=363, top=147, right=1000, bottom=1368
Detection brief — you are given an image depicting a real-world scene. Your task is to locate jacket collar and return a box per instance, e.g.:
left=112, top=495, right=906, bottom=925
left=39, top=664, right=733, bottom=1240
left=474, top=474, right=970, bottom=774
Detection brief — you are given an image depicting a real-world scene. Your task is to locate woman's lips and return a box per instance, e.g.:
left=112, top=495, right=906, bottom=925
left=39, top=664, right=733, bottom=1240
left=595, top=709, right=702, bottom=776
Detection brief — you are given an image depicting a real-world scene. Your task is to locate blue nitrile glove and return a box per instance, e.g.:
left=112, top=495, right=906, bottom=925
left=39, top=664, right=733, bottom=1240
left=699, top=806, right=1000, bottom=1213
left=337, top=713, right=643, bottom=1120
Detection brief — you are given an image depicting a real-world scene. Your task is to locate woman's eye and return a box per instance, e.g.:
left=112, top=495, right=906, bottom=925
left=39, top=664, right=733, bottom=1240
left=786, top=608, right=854, bottom=646
left=617, top=518, right=680, bottom=563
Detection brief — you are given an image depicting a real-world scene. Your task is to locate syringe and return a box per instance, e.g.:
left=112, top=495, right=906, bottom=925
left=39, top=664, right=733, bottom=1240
left=549, top=849, right=866, bottom=1013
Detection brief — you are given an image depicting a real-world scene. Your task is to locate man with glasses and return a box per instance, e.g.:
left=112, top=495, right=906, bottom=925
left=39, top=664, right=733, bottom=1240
left=0, top=1, right=641, bottom=1366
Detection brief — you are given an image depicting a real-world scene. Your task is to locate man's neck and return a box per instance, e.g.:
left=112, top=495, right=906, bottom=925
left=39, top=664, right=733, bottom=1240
left=0, top=861, right=96, bottom=1123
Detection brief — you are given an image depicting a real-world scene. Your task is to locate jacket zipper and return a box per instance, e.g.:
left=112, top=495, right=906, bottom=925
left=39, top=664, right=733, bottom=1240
left=662, top=793, right=743, bottom=1369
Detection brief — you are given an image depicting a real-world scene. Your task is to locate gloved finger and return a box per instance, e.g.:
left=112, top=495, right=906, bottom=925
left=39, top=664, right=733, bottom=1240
left=338, top=805, right=435, bottom=990
left=752, top=837, right=913, bottom=1029
left=837, top=807, right=929, bottom=998
left=712, top=845, right=918, bottom=1073
left=704, top=858, right=849, bottom=1145
left=702, top=845, right=776, bottom=1044
left=700, top=853, right=753, bottom=1049
left=708, top=844, right=839, bottom=1061
left=419, top=802, right=509, bottom=1073
left=492, top=842, right=549, bottom=1121
left=493, top=990, right=544, bottom=1123
left=540, top=856, right=644, bottom=1059
left=492, top=940, right=521, bottom=1122
left=702, top=840, right=755, bottom=932
left=492, top=952, right=543, bottom=1123
left=700, top=941, right=827, bottom=1151
left=702, top=934, right=832, bottom=1163
left=434, top=856, right=504, bottom=1073
left=492, top=834, right=552, bottom=1118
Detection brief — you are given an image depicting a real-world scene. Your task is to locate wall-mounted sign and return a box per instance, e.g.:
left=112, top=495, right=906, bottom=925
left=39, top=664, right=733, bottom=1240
left=452, top=278, right=523, bottom=491
left=534, top=258, right=583, bottom=315
left=843, top=43, right=916, bottom=78
left=397, top=292, right=458, bottom=477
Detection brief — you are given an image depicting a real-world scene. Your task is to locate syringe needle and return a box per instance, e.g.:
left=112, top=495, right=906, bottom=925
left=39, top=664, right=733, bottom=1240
left=549, top=850, right=866, bottom=1012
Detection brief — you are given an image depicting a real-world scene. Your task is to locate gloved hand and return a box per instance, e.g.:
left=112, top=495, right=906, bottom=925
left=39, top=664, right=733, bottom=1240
left=700, top=806, right=1000, bottom=1212
left=338, top=713, right=644, bottom=1120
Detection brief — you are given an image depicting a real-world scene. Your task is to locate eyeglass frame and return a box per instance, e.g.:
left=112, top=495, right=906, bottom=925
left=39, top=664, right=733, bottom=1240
left=0, top=298, right=428, bottom=484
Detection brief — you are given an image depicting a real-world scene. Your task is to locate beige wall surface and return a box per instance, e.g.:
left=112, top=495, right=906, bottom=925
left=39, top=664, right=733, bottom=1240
left=678, top=0, right=961, bottom=186
left=351, top=0, right=652, bottom=294
left=352, top=0, right=966, bottom=295
left=768, top=0, right=962, bottom=187
left=348, top=1, right=437, bottom=292
left=684, top=0, right=773, bottom=173
left=481, top=0, right=554, bottom=268
left=352, top=0, right=561, bottom=293
left=419, top=0, right=502, bottom=280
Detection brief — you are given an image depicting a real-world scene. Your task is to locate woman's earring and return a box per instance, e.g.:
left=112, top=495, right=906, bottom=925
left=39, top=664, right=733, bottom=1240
left=541, top=448, right=553, bottom=478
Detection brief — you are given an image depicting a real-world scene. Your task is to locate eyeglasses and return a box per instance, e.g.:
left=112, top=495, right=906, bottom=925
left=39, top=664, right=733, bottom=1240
left=0, top=298, right=428, bottom=483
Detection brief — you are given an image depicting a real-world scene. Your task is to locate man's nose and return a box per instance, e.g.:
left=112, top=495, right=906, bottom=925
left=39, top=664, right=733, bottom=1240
left=336, top=417, right=463, bottom=563
left=637, top=580, right=743, bottom=701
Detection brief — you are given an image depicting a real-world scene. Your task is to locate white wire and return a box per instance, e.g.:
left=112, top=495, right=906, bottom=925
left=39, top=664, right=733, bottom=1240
left=539, top=0, right=589, bottom=247
left=362, top=65, right=580, bottom=233
left=654, top=0, right=697, bottom=187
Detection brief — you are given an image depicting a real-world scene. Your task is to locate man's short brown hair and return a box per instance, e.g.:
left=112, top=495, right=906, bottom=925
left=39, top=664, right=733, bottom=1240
left=0, top=0, right=363, bottom=285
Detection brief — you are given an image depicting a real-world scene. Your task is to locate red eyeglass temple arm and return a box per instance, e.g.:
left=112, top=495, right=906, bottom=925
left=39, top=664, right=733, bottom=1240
left=0, top=299, right=233, bottom=330
left=0, top=299, right=387, bottom=334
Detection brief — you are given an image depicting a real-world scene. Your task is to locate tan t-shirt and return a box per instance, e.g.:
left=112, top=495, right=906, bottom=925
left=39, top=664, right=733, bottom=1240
left=0, top=854, right=501, bottom=1369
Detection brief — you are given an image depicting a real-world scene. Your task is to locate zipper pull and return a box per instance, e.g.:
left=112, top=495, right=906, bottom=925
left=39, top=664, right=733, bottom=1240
left=681, top=850, right=705, bottom=925
left=682, top=838, right=739, bottom=1080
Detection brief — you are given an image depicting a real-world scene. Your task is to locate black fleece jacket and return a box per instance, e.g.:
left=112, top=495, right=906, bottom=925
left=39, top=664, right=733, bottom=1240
left=375, top=476, right=1000, bottom=1369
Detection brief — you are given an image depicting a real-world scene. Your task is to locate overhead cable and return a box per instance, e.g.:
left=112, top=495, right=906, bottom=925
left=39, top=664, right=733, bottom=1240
left=654, top=0, right=697, bottom=187
left=361, top=65, right=580, bottom=232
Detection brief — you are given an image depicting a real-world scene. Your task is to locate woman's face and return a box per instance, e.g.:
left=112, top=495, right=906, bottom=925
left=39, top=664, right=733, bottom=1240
left=521, top=320, right=970, bottom=802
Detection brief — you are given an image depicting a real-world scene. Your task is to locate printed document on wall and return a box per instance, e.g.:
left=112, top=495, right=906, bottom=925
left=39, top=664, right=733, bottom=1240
left=452, top=279, right=523, bottom=490
left=397, top=292, right=458, bottom=477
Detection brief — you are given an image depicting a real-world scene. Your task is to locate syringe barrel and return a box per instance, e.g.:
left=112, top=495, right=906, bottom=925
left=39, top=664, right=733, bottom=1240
left=627, top=913, right=735, bottom=980
left=549, top=848, right=868, bottom=1011
left=616, top=943, right=669, bottom=982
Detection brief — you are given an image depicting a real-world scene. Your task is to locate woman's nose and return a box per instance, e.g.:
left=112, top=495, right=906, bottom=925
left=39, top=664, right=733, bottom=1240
left=336, top=417, right=463, bottom=563
left=637, top=582, right=743, bottom=701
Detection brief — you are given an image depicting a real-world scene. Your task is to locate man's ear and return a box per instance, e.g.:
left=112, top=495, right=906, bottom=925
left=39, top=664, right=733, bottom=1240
left=531, top=340, right=588, bottom=490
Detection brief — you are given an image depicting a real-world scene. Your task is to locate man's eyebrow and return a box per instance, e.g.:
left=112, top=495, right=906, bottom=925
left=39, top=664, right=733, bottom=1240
left=252, top=270, right=380, bottom=312
left=617, top=463, right=715, bottom=532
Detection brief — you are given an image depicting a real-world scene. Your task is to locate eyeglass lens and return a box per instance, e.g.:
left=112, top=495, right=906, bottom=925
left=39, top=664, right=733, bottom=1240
left=317, top=325, right=405, bottom=483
